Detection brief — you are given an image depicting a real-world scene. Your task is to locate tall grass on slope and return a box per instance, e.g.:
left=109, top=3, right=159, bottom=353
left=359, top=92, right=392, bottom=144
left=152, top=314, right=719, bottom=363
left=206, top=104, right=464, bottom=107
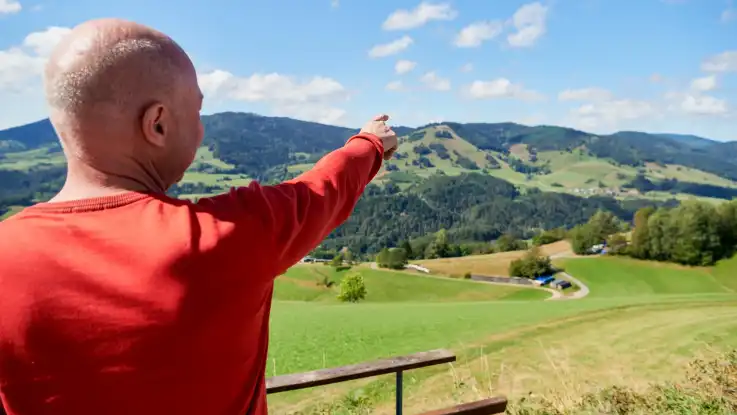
left=713, top=255, right=737, bottom=292
left=508, top=350, right=737, bottom=415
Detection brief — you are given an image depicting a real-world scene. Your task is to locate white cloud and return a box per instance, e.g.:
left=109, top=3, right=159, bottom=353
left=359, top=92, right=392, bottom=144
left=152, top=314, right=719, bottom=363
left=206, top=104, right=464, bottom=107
left=460, top=63, right=474, bottom=73
left=679, top=94, right=728, bottom=115
left=570, top=99, right=657, bottom=130
left=331, top=0, right=339, bottom=8
left=701, top=50, right=737, bottom=72
left=558, top=87, right=613, bottom=102
left=690, top=74, right=717, bottom=92
left=382, top=2, right=457, bottom=31
left=420, top=71, right=450, bottom=91
left=198, top=70, right=349, bottom=124
left=0, top=48, right=44, bottom=92
left=385, top=80, right=404, bottom=91
left=454, top=21, right=504, bottom=48
left=507, top=2, right=549, bottom=48
left=666, top=89, right=729, bottom=116
left=465, top=78, right=544, bottom=101
left=0, top=0, right=21, bottom=14
left=22, top=26, right=72, bottom=57
left=0, top=26, right=72, bottom=128
left=395, top=59, right=416, bottom=75
left=368, top=36, right=413, bottom=58
left=0, top=26, right=70, bottom=93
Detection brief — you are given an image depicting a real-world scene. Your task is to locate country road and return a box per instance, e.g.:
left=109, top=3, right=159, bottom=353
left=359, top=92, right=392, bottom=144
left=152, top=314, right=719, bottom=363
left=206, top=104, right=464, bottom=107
left=369, top=250, right=591, bottom=301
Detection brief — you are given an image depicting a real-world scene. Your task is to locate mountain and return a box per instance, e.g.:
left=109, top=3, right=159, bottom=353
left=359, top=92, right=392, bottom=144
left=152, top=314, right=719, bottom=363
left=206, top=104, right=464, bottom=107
left=0, top=119, right=59, bottom=153
left=1, top=112, right=736, bottom=252
left=653, top=133, right=718, bottom=149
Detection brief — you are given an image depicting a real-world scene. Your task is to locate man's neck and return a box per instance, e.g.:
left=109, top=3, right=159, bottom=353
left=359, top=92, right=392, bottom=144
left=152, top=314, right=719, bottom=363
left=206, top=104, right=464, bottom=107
left=49, top=163, right=166, bottom=203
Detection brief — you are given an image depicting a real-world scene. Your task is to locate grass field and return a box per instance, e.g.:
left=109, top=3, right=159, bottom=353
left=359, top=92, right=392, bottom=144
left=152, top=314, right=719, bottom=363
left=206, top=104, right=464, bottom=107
left=265, top=254, right=737, bottom=414
left=413, top=240, right=573, bottom=277
left=0, top=144, right=64, bottom=170
left=276, top=266, right=550, bottom=303
left=558, top=256, right=733, bottom=298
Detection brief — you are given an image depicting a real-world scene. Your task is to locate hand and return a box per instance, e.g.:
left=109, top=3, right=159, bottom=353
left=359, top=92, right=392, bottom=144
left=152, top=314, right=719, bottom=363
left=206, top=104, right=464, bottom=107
left=360, top=114, right=398, bottom=161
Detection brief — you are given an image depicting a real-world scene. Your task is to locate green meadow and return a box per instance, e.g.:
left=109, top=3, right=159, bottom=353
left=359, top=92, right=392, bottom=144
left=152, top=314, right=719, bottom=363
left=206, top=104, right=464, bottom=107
left=266, top=255, right=737, bottom=414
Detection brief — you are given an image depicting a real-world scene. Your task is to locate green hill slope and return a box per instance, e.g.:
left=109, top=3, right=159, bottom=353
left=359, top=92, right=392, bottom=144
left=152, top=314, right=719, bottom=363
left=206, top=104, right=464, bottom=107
left=266, top=256, right=737, bottom=413
left=275, top=265, right=549, bottom=303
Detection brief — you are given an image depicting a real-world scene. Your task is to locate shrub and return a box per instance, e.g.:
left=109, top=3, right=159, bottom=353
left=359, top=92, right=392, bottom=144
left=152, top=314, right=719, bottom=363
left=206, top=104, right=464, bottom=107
left=532, top=228, right=567, bottom=246
left=509, top=246, right=554, bottom=278
left=463, top=272, right=472, bottom=279
left=337, top=273, right=367, bottom=303
left=376, top=247, right=408, bottom=270
left=507, top=350, right=737, bottom=414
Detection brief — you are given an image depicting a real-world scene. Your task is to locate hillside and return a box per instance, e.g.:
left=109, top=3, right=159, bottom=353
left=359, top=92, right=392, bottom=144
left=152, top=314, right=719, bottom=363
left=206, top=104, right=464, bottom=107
left=2, top=112, right=737, bottom=253
left=266, top=255, right=737, bottom=414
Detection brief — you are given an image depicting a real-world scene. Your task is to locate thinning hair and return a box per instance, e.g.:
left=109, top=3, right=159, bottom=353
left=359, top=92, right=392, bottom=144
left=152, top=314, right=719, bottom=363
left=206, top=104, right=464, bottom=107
left=44, top=31, right=190, bottom=119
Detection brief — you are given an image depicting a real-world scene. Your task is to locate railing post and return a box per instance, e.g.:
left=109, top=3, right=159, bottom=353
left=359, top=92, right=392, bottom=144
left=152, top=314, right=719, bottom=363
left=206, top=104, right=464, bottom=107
left=396, top=370, right=403, bottom=415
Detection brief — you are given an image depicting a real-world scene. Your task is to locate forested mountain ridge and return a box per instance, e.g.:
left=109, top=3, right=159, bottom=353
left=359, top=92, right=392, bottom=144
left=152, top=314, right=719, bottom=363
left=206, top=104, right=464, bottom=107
left=0, top=111, right=734, bottom=254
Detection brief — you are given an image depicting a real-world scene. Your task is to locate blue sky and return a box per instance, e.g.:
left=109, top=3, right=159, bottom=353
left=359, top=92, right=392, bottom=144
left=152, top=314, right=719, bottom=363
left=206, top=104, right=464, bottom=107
left=0, top=0, right=735, bottom=140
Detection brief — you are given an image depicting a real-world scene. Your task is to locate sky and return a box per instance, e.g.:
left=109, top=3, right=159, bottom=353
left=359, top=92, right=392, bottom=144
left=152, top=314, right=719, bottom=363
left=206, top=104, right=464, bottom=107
left=0, top=0, right=736, bottom=141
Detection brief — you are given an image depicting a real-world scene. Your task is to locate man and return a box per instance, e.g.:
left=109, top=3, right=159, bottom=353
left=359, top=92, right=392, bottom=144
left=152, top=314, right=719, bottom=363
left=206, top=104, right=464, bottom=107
left=0, top=18, right=397, bottom=415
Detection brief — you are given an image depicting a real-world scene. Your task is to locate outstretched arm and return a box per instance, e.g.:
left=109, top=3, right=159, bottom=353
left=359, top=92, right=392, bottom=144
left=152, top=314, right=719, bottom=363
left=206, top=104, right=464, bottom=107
left=257, top=133, right=384, bottom=274
left=198, top=115, right=398, bottom=277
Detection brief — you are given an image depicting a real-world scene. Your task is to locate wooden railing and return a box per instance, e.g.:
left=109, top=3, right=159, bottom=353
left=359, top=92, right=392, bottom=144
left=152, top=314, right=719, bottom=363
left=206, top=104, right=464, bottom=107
left=266, top=349, right=508, bottom=415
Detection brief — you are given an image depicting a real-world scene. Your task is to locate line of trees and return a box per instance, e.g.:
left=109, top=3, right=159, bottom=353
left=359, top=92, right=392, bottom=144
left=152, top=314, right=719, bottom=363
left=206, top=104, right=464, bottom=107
left=627, top=200, right=737, bottom=266
left=567, top=201, right=737, bottom=267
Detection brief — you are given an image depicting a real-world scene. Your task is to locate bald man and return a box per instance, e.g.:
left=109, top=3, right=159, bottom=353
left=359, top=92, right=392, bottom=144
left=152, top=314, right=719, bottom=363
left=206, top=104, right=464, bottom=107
left=0, top=19, right=397, bottom=415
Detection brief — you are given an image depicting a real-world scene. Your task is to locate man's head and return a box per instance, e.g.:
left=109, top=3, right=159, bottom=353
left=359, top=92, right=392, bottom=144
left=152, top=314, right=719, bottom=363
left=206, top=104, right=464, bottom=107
left=45, top=18, right=204, bottom=192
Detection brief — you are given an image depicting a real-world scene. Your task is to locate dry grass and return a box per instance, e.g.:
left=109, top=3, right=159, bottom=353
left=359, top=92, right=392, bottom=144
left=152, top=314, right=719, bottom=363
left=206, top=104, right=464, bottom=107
left=372, top=301, right=737, bottom=414
left=414, top=241, right=573, bottom=277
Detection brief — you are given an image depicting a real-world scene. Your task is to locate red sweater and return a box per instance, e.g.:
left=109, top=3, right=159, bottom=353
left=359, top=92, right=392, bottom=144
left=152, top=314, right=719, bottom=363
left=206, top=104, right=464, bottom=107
left=0, top=133, right=384, bottom=415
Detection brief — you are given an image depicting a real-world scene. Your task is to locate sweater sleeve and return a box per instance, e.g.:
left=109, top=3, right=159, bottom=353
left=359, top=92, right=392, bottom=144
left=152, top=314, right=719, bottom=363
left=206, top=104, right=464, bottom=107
left=198, top=133, right=384, bottom=277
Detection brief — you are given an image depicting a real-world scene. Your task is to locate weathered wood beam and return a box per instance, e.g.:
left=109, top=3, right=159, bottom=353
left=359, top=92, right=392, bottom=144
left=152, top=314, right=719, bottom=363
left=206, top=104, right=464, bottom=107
left=417, top=396, right=508, bottom=415
left=266, top=348, right=456, bottom=394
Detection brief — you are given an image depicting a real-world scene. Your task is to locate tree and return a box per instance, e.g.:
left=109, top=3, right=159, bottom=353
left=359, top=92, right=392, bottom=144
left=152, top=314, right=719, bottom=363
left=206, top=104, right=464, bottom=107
left=569, top=224, right=600, bottom=255
left=509, top=246, right=554, bottom=278
left=532, top=227, right=567, bottom=246
left=496, top=233, right=526, bottom=252
left=386, top=248, right=408, bottom=269
left=337, top=273, right=367, bottom=303
left=630, top=207, right=655, bottom=259
left=568, top=210, right=622, bottom=255
left=717, top=200, right=737, bottom=255
left=343, top=250, right=354, bottom=265
left=606, top=233, right=629, bottom=255
left=400, top=240, right=414, bottom=260
left=425, top=229, right=450, bottom=259
left=669, top=202, right=722, bottom=266
left=588, top=210, right=622, bottom=240
left=376, top=247, right=407, bottom=269
left=330, top=255, right=343, bottom=268
left=647, top=209, right=676, bottom=261
left=375, top=248, right=390, bottom=268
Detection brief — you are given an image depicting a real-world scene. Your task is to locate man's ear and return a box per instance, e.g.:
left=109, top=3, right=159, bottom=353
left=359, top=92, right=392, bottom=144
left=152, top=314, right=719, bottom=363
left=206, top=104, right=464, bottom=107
left=141, top=103, right=167, bottom=148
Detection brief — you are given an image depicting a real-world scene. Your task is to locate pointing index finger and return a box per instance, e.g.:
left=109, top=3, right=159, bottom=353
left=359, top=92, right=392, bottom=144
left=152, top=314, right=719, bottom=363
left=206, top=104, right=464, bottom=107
left=373, top=114, right=389, bottom=122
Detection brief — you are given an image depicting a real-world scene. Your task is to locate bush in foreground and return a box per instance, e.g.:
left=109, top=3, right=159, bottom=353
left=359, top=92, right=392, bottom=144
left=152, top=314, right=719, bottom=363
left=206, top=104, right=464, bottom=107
left=337, top=273, right=367, bottom=303
left=508, top=350, right=737, bottom=414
